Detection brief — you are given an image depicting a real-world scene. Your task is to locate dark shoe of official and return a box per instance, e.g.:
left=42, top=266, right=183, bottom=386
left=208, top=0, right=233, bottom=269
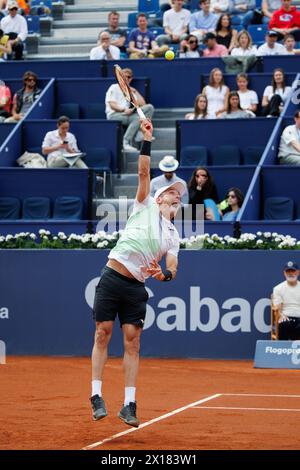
left=90, top=394, right=107, bottom=421
left=118, top=401, right=140, bottom=427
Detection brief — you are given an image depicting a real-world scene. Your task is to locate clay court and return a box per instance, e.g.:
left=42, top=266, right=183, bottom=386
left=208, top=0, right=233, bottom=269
left=1, top=356, right=300, bottom=450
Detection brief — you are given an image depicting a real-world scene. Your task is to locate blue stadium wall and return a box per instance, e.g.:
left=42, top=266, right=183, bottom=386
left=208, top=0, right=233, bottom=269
left=0, top=249, right=297, bottom=359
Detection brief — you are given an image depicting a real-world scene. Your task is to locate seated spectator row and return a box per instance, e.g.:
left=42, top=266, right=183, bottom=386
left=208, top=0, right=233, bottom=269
left=0, top=195, right=83, bottom=220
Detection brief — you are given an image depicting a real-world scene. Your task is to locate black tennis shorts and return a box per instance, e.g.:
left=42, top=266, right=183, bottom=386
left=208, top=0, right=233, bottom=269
left=93, top=266, right=148, bottom=328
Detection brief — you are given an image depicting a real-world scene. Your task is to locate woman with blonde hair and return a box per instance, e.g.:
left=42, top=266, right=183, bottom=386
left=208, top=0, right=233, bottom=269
left=231, top=30, right=257, bottom=56
left=202, top=68, right=229, bottom=118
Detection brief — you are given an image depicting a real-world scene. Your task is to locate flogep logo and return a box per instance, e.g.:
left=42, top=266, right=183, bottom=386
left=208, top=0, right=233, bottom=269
left=0, top=340, right=6, bottom=365
left=265, top=341, right=300, bottom=366
left=85, top=278, right=270, bottom=333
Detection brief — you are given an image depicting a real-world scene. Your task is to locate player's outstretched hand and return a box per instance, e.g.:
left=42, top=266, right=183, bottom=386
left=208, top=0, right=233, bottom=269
left=146, top=260, right=164, bottom=281
left=140, top=118, right=153, bottom=141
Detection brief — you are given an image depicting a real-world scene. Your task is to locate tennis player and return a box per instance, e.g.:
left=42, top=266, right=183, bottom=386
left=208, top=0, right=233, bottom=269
left=90, top=119, right=185, bottom=427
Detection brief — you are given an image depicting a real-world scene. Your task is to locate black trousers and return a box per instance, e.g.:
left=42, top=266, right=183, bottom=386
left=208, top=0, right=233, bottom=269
left=262, top=94, right=282, bottom=117
left=278, top=317, right=300, bottom=340
left=8, top=32, right=24, bottom=60
left=277, top=29, right=300, bottom=42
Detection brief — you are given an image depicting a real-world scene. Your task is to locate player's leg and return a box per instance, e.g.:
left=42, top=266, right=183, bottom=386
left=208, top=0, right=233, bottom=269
left=90, top=321, right=113, bottom=420
left=118, top=324, right=142, bottom=427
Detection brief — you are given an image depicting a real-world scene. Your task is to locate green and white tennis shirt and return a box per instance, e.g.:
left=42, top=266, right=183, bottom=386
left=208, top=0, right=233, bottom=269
left=108, top=196, right=180, bottom=282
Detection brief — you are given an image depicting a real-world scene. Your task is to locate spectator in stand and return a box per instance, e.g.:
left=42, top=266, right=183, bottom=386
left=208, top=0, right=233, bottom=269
left=219, top=90, right=255, bottom=118
left=229, top=0, right=256, bottom=29
left=189, top=0, right=219, bottom=42
left=269, top=0, right=300, bottom=41
left=127, top=13, right=168, bottom=58
left=230, top=30, right=257, bottom=56
left=205, top=187, right=244, bottom=221
left=103, top=11, right=127, bottom=57
left=0, top=79, right=11, bottom=120
left=261, top=0, right=281, bottom=24
left=284, top=34, right=300, bottom=54
left=202, top=67, right=230, bottom=118
left=156, top=0, right=190, bottom=47
left=278, top=110, right=300, bottom=165
left=215, top=13, right=238, bottom=53
left=261, top=68, right=292, bottom=117
left=257, top=30, right=288, bottom=56
left=105, top=68, right=154, bottom=152
left=202, top=32, right=228, bottom=57
left=0, top=0, right=6, bottom=19
left=5, top=71, right=41, bottom=122
left=236, top=72, right=258, bottom=114
left=0, top=26, right=11, bottom=60
left=89, top=31, right=120, bottom=60
left=210, top=0, right=230, bottom=14
left=150, top=155, right=189, bottom=204
left=179, top=33, right=203, bottom=57
left=0, top=1, right=27, bottom=60
left=188, top=167, right=219, bottom=207
left=185, top=94, right=214, bottom=119
left=42, top=116, right=87, bottom=169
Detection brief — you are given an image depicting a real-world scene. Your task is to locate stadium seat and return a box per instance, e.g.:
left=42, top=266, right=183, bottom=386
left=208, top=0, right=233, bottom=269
left=22, top=197, right=51, bottom=220
left=53, top=197, right=83, bottom=220
left=263, top=197, right=294, bottom=220
left=30, top=0, right=52, bottom=15
left=248, top=25, right=268, bottom=44
left=211, top=145, right=241, bottom=166
left=85, top=104, right=105, bottom=120
left=243, top=146, right=264, bottom=165
left=26, top=16, right=40, bottom=34
left=180, top=146, right=208, bottom=167
left=56, top=103, right=80, bottom=119
left=86, top=147, right=112, bottom=197
left=138, top=0, right=159, bottom=11
left=0, top=197, right=21, bottom=220
left=149, top=27, right=164, bottom=38
left=189, top=0, right=201, bottom=11
left=128, top=12, right=138, bottom=28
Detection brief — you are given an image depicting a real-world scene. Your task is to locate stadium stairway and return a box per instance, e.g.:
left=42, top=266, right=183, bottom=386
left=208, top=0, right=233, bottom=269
left=26, top=0, right=137, bottom=60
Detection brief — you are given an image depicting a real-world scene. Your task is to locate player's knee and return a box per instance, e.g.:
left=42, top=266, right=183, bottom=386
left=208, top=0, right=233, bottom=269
left=125, top=335, right=140, bottom=355
left=94, top=328, right=111, bottom=348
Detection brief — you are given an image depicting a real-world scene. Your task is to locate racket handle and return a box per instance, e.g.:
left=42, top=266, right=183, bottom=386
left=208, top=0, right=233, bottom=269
left=137, top=107, right=152, bottom=130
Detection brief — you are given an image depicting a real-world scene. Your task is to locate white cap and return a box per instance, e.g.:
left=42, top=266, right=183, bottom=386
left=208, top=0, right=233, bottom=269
left=8, top=1, right=19, bottom=9
left=154, top=181, right=186, bottom=201
left=159, top=155, right=179, bottom=173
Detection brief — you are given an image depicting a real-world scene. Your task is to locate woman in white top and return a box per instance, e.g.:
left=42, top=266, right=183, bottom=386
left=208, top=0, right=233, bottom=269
left=262, top=68, right=292, bottom=117
left=230, top=30, right=257, bottom=57
left=185, top=94, right=213, bottom=120
left=202, top=68, right=229, bottom=118
left=236, top=72, right=258, bottom=114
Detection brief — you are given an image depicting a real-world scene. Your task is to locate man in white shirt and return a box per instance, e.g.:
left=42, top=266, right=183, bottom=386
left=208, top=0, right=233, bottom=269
left=278, top=110, right=300, bottom=165
left=150, top=155, right=189, bottom=204
left=42, top=116, right=87, bottom=168
left=89, top=31, right=120, bottom=60
left=105, top=68, right=154, bottom=151
left=0, top=1, right=27, bottom=60
left=257, top=30, right=288, bottom=56
left=273, top=261, right=300, bottom=340
left=156, top=0, right=190, bottom=46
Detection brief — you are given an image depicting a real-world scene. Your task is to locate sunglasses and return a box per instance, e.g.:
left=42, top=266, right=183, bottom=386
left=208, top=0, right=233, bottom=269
left=25, top=78, right=36, bottom=82
left=189, top=40, right=197, bottom=44
left=228, top=194, right=237, bottom=199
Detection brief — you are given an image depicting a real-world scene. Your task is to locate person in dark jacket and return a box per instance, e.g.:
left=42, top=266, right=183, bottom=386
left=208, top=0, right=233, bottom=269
left=5, top=70, right=41, bottom=122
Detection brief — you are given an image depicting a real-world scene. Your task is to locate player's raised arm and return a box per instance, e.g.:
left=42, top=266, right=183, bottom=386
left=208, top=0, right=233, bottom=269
left=136, top=119, right=153, bottom=203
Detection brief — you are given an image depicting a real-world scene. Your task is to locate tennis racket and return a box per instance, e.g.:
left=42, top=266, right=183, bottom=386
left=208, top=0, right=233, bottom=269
left=114, top=64, right=151, bottom=128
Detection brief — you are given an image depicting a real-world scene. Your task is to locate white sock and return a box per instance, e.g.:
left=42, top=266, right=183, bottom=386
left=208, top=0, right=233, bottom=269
left=124, top=387, right=136, bottom=406
left=92, top=380, right=102, bottom=397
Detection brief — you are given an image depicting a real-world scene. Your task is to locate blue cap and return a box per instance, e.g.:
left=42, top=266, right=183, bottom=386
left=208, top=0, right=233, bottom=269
left=284, top=261, right=299, bottom=271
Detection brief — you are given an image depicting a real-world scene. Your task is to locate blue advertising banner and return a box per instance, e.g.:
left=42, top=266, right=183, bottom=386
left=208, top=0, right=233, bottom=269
left=254, top=340, right=300, bottom=369
left=0, top=250, right=298, bottom=359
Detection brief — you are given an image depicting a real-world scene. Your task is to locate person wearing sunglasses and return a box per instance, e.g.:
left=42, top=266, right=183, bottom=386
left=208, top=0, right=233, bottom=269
left=0, top=1, right=27, bottom=60
left=5, top=71, right=41, bottom=123
left=179, top=34, right=203, bottom=58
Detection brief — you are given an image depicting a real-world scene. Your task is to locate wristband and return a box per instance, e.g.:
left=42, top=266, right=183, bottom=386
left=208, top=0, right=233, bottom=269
left=162, top=269, right=172, bottom=282
left=141, top=140, right=151, bottom=156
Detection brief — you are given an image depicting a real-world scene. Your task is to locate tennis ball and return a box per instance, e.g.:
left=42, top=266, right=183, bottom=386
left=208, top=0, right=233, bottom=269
left=165, top=50, right=175, bottom=61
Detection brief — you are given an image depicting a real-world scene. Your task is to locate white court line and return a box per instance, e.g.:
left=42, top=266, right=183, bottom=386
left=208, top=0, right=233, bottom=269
left=82, top=393, right=222, bottom=450
left=193, top=406, right=300, bottom=412
left=222, top=393, right=300, bottom=398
